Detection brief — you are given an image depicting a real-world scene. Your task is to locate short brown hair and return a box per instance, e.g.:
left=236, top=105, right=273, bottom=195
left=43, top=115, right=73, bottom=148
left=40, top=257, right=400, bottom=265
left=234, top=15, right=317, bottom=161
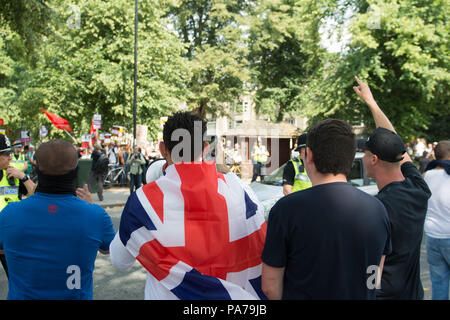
left=307, top=119, right=356, bottom=176
left=434, top=140, right=450, bottom=161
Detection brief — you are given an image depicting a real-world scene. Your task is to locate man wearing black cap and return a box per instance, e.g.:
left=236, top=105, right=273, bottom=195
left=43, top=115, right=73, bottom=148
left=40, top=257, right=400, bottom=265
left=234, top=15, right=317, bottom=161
left=354, top=76, right=431, bottom=300
left=282, top=133, right=312, bottom=195
left=0, top=134, right=36, bottom=278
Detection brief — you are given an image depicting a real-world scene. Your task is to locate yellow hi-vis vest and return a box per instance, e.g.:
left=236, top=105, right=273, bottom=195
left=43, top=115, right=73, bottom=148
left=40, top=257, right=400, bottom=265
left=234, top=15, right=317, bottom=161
left=290, top=159, right=312, bottom=192
left=0, top=170, right=20, bottom=212
left=9, top=153, right=26, bottom=171
left=252, top=146, right=268, bottom=163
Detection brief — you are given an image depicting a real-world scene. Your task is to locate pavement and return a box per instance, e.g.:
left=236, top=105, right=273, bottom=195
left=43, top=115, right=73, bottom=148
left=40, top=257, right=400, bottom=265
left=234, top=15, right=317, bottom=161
left=93, top=186, right=131, bottom=209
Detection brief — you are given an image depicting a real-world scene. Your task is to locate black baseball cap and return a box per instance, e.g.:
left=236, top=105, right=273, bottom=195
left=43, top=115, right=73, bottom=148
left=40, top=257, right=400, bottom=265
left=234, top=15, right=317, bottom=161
left=295, top=132, right=308, bottom=151
left=357, top=127, right=406, bottom=162
left=0, top=134, right=12, bottom=155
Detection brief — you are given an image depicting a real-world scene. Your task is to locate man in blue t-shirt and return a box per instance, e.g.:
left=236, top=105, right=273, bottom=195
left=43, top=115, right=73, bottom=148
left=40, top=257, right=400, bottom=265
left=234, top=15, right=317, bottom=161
left=0, top=139, right=115, bottom=300
left=261, top=119, right=392, bottom=300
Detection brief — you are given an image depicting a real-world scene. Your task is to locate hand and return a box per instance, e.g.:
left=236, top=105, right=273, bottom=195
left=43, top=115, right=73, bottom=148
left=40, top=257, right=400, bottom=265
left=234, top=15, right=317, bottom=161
left=76, top=184, right=93, bottom=203
left=6, top=167, right=24, bottom=180
left=353, top=76, right=376, bottom=105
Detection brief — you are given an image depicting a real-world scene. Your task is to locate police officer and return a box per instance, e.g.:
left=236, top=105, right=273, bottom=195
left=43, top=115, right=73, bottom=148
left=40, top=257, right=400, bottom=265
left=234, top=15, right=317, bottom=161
left=251, top=138, right=270, bottom=182
left=0, top=134, right=36, bottom=277
left=282, top=133, right=312, bottom=195
left=9, top=140, right=28, bottom=173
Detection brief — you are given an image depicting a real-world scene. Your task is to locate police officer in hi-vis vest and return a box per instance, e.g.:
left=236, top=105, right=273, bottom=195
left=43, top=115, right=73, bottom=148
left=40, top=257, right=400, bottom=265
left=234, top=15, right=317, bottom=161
left=251, top=138, right=270, bottom=182
left=0, top=134, right=36, bottom=278
left=282, top=132, right=312, bottom=195
left=9, top=140, right=28, bottom=173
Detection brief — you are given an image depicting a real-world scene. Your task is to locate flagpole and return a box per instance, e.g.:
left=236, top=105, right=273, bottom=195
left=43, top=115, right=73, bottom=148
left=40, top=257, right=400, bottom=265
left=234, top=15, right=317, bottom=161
left=64, top=129, right=76, bottom=142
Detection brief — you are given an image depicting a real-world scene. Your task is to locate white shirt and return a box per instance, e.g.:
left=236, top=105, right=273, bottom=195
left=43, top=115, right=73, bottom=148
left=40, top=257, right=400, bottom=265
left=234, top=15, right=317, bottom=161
left=424, top=169, right=450, bottom=238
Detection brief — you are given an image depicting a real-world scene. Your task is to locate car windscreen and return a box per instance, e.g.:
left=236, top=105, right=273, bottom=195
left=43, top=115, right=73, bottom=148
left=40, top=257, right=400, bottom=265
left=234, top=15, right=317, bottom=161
left=261, top=163, right=286, bottom=186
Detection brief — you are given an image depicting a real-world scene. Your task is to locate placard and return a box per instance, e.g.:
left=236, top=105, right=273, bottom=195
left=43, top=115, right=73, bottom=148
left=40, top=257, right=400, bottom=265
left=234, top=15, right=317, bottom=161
left=40, top=126, right=48, bottom=137
left=93, top=114, right=102, bottom=129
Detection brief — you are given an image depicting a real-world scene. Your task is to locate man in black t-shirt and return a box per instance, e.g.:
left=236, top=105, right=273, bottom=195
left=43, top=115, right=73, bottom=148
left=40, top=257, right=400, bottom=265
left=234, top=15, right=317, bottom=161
left=87, top=144, right=104, bottom=201
left=261, top=119, right=392, bottom=300
left=353, top=76, right=431, bottom=300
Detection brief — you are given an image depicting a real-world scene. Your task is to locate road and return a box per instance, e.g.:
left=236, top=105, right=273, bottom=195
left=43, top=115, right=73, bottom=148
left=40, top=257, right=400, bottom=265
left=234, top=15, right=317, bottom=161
left=0, top=206, right=433, bottom=300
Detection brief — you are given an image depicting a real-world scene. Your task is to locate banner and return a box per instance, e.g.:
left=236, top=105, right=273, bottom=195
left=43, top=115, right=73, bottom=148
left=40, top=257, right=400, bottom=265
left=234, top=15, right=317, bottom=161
left=104, top=133, right=111, bottom=145
left=40, top=126, right=48, bottom=137
left=136, top=124, right=148, bottom=147
left=93, top=114, right=102, bottom=130
left=112, top=125, right=124, bottom=137
left=41, top=109, right=72, bottom=131
left=81, top=134, right=90, bottom=148
left=21, top=130, right=31, bottom=143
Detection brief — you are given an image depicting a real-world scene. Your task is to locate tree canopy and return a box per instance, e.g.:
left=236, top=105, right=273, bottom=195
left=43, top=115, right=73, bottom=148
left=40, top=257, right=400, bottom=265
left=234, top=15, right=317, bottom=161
left=0, top=0, right=448, bottom=143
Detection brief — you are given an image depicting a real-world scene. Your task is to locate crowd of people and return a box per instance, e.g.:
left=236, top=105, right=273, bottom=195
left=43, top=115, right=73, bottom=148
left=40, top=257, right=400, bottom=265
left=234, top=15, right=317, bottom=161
left=0, top=77, right=448, bottom=301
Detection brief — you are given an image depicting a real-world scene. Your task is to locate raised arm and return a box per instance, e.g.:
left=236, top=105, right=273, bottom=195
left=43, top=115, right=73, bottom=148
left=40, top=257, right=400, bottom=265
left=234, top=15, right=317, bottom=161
left=353, top=76, right=412, bottom=164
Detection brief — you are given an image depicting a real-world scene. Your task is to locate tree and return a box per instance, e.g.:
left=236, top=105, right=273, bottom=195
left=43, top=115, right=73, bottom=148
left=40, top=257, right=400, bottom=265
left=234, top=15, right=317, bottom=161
left=303, top=0, right=450, bottom=140
left=247, top=0, right=332, bottom=122
left=0, top=0, right=190, bottom=142
left=166, top=0, right=251, bottom=117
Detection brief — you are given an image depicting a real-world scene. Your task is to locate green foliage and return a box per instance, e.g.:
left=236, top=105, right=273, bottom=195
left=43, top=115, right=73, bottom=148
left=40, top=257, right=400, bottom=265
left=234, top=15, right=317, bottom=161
left=0, top=0, right=190, bottom=142
left=303, top=0, right=450, bottom=140
left=0, top=0, right=448, bottom=145
left=167, top=0, right=251, bottom=117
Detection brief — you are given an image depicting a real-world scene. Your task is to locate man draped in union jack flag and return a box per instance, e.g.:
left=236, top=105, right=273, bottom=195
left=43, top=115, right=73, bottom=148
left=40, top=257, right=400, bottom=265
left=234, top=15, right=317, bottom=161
left=110, top=112, right=267, bottom=300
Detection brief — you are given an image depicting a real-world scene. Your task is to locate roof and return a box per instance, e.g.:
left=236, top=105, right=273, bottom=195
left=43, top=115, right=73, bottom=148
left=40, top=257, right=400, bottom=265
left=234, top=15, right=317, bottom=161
left=230, top=120, right=300, bottom=138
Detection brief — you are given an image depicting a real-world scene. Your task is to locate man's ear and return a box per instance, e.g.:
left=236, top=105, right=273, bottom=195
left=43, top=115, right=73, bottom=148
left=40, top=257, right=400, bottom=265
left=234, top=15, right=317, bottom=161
left=305, top=147, right=314, bottom=165
left=159, top=141, right=168, bottom=158
left=371, top=154, right=379, bottom=166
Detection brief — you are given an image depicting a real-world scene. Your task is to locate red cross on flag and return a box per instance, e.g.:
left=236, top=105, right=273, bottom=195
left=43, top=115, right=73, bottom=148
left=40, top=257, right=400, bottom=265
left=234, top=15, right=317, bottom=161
left=114, top=161, right=268, bottom=299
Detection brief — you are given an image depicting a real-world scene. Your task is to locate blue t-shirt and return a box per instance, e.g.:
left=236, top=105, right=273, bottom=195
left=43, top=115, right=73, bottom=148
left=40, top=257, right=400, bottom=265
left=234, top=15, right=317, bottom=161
left=0, top=193, right=115, bottom=300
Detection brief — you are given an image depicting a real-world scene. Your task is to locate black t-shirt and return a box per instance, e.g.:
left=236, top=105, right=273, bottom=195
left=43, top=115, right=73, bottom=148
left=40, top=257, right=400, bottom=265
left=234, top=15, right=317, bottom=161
left=282, top=159, right=305, bottom=186
left=0, top=170, right=28, bottom=197
left=375, top=162, right=431, bottom=300
left=261, top=182, right=392, bottom=300
left=91, top=150, right=102, bottom=171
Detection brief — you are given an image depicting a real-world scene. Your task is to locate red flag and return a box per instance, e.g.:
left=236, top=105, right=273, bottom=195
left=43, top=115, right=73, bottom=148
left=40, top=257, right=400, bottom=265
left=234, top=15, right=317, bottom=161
left=41, top=108, right=72, bottom=132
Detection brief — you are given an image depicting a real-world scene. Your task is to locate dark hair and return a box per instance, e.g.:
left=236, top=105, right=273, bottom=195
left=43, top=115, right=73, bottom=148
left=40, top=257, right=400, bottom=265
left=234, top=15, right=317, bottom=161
left=307, top=119, right=356, bottom=176
left=434, top=140, right=450, bottom=161
left=163, top=111, right=207, bottom=162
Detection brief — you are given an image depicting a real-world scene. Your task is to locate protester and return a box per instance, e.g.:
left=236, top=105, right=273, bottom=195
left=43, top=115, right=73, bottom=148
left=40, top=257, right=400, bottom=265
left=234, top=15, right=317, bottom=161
left=87, top=144, right=106, bottom=201
left=127, top=146, right=146, bottom=194
left=0, top=139, right=115, bottom=300
left=23, top=145, right=35, bottom=178
left=0, top=134, right=36, bottom=278
left=261, top=119, right=391, bottom=299
left=353, top=76, right=431, bottom=300
left=251, top=138, right=269, bottom=182
left=423, top=140, right=450, bottom=300
left=110, top=111, right=267, bottom=300
left=419, top=151, right=433, bottom=175
left=282, top=133, right=312, bottom=195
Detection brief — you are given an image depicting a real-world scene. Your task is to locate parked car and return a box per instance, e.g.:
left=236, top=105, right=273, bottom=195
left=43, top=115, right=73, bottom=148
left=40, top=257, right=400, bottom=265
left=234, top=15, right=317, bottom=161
left=249, top=152, right=378, bottom=220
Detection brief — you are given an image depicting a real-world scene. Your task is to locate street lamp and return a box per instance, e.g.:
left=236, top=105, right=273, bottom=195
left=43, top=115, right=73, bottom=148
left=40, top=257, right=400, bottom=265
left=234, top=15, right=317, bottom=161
left=133, top=0, right=138, bottom=147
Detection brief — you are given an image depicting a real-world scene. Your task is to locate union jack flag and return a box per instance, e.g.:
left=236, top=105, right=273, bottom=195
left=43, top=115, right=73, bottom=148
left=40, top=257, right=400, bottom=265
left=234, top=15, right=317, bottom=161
left=118, top=161, right=267, bottom=299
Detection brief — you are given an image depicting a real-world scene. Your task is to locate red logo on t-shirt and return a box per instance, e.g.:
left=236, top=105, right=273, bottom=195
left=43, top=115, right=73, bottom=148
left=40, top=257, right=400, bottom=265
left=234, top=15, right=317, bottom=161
left=48, top=204, right=58, bottom=214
